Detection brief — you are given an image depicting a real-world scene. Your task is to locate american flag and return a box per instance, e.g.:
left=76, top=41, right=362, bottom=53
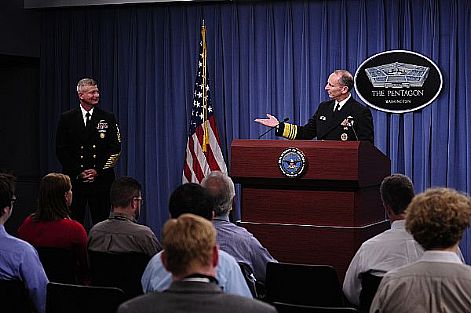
left=182, top=23, right=227, bottom=183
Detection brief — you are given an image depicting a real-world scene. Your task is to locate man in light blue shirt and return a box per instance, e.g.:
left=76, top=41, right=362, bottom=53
left=0, top=173, right=49, bottom=313
left=202, top=171, right=276, bottom=283
left=141, top=183, right=252, bottom=298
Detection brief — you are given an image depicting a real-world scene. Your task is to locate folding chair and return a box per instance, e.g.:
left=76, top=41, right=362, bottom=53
left=274, top=302, right=358, bottom=313
left=359, top=272, right=383, bottom=313
left=0, top=279, right=33, bottom=313
left=46, top=282, right=125, bottom=313
left=36, top=246, right=77, bottom=284
left=88, top=250, right=150, bottom=299
left=265, top=262, right=344, bottom=307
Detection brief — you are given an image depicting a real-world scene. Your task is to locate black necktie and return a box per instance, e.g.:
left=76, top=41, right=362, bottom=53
left=333, top=102, right=340, bottom=117
left=85, top=112, right=91, bottom=128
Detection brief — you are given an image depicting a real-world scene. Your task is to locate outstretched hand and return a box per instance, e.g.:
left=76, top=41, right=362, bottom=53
left=254, top=114, right=279, bottom=128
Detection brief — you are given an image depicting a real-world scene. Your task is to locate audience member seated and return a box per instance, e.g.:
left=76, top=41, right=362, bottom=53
left=141, top=183, right=252, bottom=298
left=201, top=171, right=277, bottom=283
left=18, top=173, right=89, bottom=284
left=0, top=173, right=49, bottom=313
left=88, top=176, right=162, bottom=257
left=118, top=214, right=276, bottom=313
left=371, top=188, right=471, bottom=312
left=343, top=174, right=422, bottom=307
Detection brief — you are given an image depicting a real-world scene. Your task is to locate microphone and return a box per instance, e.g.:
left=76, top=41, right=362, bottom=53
left=346, top=117, right=359, bottom=141
left=258, top=117, right=289, bottom=139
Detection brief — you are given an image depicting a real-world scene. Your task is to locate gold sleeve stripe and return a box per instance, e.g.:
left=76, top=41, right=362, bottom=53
left=103, top=153, right=121, bottom=169
left=282, top=123, right=298, bottom=140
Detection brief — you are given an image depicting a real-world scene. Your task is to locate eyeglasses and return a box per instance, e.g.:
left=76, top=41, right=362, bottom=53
left=133, top=197, right=144, bottom=205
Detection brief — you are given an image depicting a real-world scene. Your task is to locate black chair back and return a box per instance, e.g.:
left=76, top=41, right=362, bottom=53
left=36, top=246, right=77, bottom=284
left=238, top=261, right=258, bottom=298
left=274, top=302, right=358, bottom=313
left=46, top=282, right=125, bottom=313
left=265, top=262, right=344, bottom=307
left=88, top=250, right=150, bottom=299
left=359, top=272, right=383, bottom=313
left=0, top=280, right=33, bottom=313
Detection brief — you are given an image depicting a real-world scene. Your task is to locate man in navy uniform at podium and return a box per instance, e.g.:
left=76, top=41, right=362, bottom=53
left=255, top=70, right=374, bottom=143
left=56, top=78, right=121, bottom=226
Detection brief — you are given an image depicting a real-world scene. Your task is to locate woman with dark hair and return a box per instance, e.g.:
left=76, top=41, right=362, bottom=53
left=18, top=173, right=89, bottom=284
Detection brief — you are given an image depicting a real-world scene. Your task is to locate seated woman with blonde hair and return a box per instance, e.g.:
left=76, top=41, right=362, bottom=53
left=18, top=173, right=89, bottom=284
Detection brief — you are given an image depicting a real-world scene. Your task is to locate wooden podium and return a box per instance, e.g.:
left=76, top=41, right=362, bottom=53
left=230, top=140, right=391, bottom=281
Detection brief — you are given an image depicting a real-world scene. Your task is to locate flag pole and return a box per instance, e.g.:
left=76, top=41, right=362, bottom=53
left=201, top=22, right=209, bottom=153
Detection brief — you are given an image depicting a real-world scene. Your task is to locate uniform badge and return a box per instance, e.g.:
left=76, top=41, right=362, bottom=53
left=341, top=133, right=348, bottom=141
left=278, top=147, right=307, bottom=178
left=97, top=120, right=108, bottom=139
left=320, top=116, right=326, bottom=121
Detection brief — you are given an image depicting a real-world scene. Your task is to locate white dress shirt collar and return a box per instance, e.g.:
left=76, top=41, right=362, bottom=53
left=80, top=106, right=94, bottom=125
left=335, top=94, right=351, bottom=111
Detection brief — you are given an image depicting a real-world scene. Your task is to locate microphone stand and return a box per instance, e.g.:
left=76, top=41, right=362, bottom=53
left=347, top=119, right=359, bottom=141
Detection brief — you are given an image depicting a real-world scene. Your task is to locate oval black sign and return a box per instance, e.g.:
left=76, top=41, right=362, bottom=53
left=354, top=50, right=443, bottom=113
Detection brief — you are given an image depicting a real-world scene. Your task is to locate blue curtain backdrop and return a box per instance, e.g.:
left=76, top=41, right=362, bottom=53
left=39, top=0, right=471, bottom=262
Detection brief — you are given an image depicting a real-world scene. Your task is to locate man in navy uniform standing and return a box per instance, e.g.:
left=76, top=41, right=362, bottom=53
left=56, top=78, right=121, bottom=226
left=255, top=70, right=374, bottom=143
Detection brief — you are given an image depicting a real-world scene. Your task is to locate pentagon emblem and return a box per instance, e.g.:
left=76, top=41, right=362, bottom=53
left=278, top=147, right=306, bottom=178
left=100, top=133, right=105, bottom=139
left=341, top=133, right=348, bottom=141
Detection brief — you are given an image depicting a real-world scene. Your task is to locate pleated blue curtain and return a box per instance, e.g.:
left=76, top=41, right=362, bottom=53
left=39, top=0, right=471, bottom=261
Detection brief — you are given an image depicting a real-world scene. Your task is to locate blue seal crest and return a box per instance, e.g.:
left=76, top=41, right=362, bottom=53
left=278, top=147, right=306, bottom=178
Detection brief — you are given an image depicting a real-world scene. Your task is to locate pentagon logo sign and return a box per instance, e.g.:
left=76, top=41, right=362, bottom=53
left=278, top=147, right=306, bottom=178
left=354, top=50, right=443, bottom=113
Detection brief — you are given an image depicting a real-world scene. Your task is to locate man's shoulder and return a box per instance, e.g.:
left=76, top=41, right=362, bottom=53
left=388, top=260, right=471, bottom=279
left=218, top=249, right=239, bottom=265
left=119, top=288, right=275, bottom=313
left=60, top=107, right=81, bottom=118
left=347, top=97, right=370, bottom=111
left=1, top=233, right=38, bottom=257
left=218, top=294, right=277, bottom=312
left=94, top=107, right=116, bottom=118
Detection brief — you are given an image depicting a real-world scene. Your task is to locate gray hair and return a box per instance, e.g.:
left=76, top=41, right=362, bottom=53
left=77, top=78, right=97, bottom=93
left=334, top=70, right=354, bottom=92
left=201, top=171, right=235, bottom=217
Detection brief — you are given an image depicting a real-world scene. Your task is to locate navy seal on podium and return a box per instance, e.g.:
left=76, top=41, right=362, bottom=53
left=56, top=78, right=121, bottom=226
left=255, top=70, right=374, bottom=143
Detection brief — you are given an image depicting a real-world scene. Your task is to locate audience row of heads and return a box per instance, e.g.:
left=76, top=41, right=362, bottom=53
left=3, top=171, right=471, bottom=254
left=380, top=174, right=471, bottom=251
left=0, top=170, right=235, bottom=223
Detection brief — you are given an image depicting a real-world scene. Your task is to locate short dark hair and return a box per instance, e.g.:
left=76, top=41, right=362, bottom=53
left=406, top=188, right=471, bottom=250
left=380, top=174, right=415, bottom=215
left=0, top=173, right=16, bottom=215
left=110, top=177, right=142, bottom=208
left=168, top=183, right=215, bottom=221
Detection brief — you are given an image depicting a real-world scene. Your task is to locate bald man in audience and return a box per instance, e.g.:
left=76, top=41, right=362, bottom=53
left=202, top=171, right=276, bottom=283
left=371, top=188, right=471, bottom=312
left=118, top=214, right=276, bottom=313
